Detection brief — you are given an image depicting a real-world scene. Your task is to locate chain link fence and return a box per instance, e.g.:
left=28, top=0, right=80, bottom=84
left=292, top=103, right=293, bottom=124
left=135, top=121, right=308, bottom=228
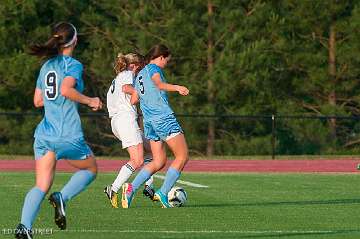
left=1, top=112, right=360, bottom=157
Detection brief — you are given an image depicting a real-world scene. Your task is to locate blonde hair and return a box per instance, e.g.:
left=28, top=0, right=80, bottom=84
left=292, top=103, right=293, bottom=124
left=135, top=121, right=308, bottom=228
left=113, top=53, right=144, bottom=75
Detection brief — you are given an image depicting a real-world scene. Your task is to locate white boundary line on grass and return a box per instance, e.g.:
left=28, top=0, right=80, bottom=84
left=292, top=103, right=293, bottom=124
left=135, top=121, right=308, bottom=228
left=0, top=174, right=209, bottom=188
left=54, top=229, right=351, bottom=234
left=153, top=175, right=209, bottom=188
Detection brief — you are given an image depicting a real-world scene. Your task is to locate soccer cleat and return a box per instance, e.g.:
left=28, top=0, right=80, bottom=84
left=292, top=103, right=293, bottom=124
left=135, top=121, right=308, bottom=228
left=153, top=190, right=172, bottom=208
left=15, top=223, right=33, bottom=239
left=48, top=192, right=66, bottom=230
left=143, top=185, right=156, bottom=201
left=104, top=185, right=119, bottom=208
left=121, top=183, right=134, bottom=208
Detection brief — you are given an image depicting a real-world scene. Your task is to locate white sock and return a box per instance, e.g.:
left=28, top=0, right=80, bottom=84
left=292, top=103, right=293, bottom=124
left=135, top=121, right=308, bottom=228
left=145, top=175, right=154, bottom=187
left=144, top=157, right=153, bottom=187
left=111, top=163, right=134, bottom=192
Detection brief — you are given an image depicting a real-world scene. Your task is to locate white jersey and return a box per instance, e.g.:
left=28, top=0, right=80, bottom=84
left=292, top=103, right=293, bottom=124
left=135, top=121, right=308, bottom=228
left=107, top=70, right=137, bottom=118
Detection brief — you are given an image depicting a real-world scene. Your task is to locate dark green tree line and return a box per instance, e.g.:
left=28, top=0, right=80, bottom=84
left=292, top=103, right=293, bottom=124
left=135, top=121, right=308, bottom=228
left=1, top=0, right=360, bottom=156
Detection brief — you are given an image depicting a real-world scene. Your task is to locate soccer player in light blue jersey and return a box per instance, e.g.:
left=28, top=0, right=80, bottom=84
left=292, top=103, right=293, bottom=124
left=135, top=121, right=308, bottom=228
left=122, top=44, right=190, bottom=208
left=15, top=22, right=102, bottom=239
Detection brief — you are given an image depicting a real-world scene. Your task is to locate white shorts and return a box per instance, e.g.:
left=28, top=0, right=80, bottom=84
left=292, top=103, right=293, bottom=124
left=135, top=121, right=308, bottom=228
left=111, top=114, right=143, bottom=149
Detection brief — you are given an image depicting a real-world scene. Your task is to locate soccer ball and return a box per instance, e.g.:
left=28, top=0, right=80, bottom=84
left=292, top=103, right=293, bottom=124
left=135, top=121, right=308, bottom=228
left=168, top=186, right=187, bottom=207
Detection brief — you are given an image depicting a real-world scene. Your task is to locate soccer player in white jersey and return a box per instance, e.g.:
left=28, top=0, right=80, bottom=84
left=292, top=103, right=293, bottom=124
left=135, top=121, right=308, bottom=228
left=122, top=44, right=190, bottom=208
left=15, top=22, right=102, bottom=239
left=104, top=53, right=154, bottom=208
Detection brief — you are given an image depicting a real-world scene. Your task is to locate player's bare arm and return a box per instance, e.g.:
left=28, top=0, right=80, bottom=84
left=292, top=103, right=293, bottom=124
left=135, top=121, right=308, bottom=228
left=122, top=84, right=139, bottom=105
left=151, top=73, right=189, bottom=96
left=122, top=84, right=135, bottom=94
left=33, top=88, right=44, bottom=108
left=130, top=91, right=139, bottom=105
left=61, top=76, right=103, bottom=111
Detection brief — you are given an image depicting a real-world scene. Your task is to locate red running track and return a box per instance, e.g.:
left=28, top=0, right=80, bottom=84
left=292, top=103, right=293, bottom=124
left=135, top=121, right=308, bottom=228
left=0, top=159, right=360, bottom=173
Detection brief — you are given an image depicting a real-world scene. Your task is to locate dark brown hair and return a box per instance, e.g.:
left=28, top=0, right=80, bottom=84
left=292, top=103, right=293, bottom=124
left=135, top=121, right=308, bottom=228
left=145, top=44, right=170, bottom=63
left=29, top=22, right=77, bottom=58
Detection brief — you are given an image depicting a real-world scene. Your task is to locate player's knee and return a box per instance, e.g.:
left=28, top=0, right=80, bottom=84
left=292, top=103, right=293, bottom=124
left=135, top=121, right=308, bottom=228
left=89, top=166, right=98, bottom=175
left=129, top=156, right=143, bottom=169
left=153, top=161, right=166, bottom=171
left=176, top=151, right=189, bottom=162
left=134, top=160, right=144, bottom=169
left=87, top=156, right=98, bottom=174
left=86, top=162, right=97, bottom=175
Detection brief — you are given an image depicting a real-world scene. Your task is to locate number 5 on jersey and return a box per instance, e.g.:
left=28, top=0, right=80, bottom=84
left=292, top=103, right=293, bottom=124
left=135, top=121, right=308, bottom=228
left=139, top=76, right=145, bottom=95
left=45, top=71, right=58, bottom=100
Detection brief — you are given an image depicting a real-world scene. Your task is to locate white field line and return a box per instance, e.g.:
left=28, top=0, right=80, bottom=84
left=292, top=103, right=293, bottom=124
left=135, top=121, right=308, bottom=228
left=0, top=175, right=209, bottom=189
left=54, top=229, right=352, bottom=234
left=153, top=174, right=209, bottom=188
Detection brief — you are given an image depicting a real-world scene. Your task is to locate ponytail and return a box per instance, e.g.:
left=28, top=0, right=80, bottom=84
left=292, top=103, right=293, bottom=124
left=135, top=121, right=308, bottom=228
left=29, top=36, right=60, bottom=58
left=29, top=22, right=77, bottom=59
left=114, top=53, right=128, bottom=75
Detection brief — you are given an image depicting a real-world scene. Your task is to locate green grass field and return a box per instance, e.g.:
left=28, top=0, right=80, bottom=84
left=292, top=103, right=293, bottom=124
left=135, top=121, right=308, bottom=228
left=1, top=172, right=360, bottom=239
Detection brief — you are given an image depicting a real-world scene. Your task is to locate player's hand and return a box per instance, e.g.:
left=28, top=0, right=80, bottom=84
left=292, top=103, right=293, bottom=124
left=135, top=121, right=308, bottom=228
left=176, top=85, right=189, bottom=96
left=88, top=97, right=103, bottom=111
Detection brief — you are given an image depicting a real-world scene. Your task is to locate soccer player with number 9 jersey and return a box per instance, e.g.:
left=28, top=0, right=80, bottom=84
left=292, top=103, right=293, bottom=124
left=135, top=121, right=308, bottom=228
left=15, top=22, right=102, bottom=239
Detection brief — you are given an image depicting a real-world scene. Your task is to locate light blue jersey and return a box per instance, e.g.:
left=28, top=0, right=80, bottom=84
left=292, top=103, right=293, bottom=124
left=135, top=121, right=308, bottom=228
left=34, top=55, right=84, bottom=141
left=134, top=64, right=183, bottom=141
left=134, top=64, right=173, bottom=121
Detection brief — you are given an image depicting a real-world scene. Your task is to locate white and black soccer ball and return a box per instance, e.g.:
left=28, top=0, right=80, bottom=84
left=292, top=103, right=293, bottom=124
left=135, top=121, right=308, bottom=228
left=168, top=186, right=187, bottom=207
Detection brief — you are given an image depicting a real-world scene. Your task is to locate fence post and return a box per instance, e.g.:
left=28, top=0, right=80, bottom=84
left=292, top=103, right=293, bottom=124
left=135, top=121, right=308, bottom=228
left=271, top=114, right=276, bottom=159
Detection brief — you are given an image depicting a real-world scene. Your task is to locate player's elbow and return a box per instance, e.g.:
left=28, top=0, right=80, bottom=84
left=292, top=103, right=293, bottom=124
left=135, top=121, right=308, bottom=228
left=33, top=92, right=44, bottom=108
left=122, top=85, right=128, bottom=93
left=60, top=86, right=70, bottom=98
left=155, top=82, right=162, bottom=89
left=33, top=99, right=43, bottom=108
left=155, top=82, right=167, bottom=91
